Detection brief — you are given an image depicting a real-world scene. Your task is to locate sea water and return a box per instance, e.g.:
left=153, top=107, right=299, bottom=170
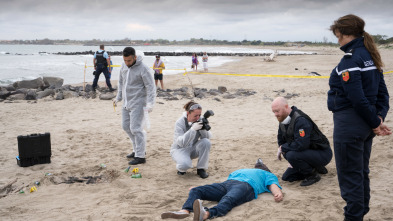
left=0, top=45, right=315, bottom=86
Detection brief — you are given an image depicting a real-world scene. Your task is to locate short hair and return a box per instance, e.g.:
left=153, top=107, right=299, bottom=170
left=100, top=44, right=104, bottom=49
left=123, top=47, right=136, bottom=57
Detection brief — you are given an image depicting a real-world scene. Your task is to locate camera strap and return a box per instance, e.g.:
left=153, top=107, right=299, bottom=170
left=184, top=117, right=191, bottom=131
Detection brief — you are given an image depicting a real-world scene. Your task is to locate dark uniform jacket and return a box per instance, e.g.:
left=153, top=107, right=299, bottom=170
left=327, top=37, right=390, bottom=129
left=278, top=106, right=330, bottom=153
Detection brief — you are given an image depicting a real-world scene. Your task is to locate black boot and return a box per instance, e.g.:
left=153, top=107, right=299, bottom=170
left=126, top=152, right=135, bottom=159
left=197, top=169, right=209, bottom=179
left=128, top=157, right=146, bottom=165
left=300, top=171, right=320, bottom=186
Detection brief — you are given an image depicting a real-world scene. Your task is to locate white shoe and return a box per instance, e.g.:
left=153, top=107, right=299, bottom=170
left=193, top=199, right=206, bottom=221
left=161, top=211, right=189, bottom=219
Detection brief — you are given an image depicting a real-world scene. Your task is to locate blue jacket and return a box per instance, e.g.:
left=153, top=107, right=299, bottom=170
left=327, top=37, right=390, bottom=129
left=227, top=169, right=281, bottom=199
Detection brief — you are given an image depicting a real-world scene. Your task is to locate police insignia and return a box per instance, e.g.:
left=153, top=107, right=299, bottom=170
left=299, top=129, right=305, bottom=137
left=342, top=71, right=350, bottom=82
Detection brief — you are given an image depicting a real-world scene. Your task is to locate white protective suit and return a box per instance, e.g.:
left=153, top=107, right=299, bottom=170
left=115, top=55, right=156, bottom=158
left=170, top=112, right=212, bottom=172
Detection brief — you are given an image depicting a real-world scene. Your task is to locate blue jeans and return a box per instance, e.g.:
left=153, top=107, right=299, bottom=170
left=93, top=64, right=112, bottom=89
left=182, top=180, right=255, bottom=219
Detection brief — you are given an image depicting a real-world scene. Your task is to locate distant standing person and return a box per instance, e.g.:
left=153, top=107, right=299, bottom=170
left=153, top=55, right=165, bottom=90
left=202, top=52, right=208, bottom=72
left=113, top=47, right=156, bottom=165
left=328, top=14, right=391, bottom=221
left=93, top=44, right=114, bottom=92
left=108, top=55, right=113, bottom=79
left=192, top=53, right=199, bottom=71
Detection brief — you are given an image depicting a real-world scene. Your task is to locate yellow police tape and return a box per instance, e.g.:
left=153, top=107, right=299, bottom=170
left=184, top=70, right=393, bottom=78
left=84, top=64, right=392, bottom=78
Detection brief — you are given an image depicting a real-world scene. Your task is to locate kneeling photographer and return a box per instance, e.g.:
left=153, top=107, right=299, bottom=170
left=170, top=101, right=213, bottom=179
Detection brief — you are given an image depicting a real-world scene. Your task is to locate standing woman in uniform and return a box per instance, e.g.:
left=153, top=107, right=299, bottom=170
left=328, top=14, right=391, bottom=221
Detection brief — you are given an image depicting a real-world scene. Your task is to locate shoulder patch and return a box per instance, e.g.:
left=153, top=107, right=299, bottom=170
left=342, top=71, right=350, bottom=82
left=299, top=129, right=305, bottom=137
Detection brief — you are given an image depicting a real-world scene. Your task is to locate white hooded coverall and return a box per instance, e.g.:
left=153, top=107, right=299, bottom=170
left=115, top=55, right=156, bottom=158
left=170, top=112, right=212, bottom=172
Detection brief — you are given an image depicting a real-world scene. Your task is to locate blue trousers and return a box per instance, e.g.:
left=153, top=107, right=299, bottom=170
left=282, top=147, right=332, bottom=182
left=93, top=64, right=112, bottom=89
left=334, top=108, right=375, bottom=221
left=182, top=180, right=255, bottom=219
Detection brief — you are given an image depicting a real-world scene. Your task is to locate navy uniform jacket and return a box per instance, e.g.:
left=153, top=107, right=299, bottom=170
left=327, top=37, right=390, bottom=129
left=278, top=107, right=314, bottom=153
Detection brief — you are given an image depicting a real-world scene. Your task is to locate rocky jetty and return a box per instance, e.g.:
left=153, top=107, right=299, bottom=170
left=0, top=77, right=115, bottom=102
left=0, top=77, right=257, bottom=103
left=54, top=51, right=317, bottom=57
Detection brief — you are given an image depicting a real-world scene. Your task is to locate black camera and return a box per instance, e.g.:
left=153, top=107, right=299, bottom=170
left=199, top=110, right=214, bottom=131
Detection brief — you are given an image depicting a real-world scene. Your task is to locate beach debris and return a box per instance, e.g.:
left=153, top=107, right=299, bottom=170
left=309, top=72, right=321, bottom=76
left=218, top=86, right=227, bottom=93
left=62, top=176, right=103, bottom=184
left=45, top=173, right=52, bottom=176
left=131, top=173, right=142, bottom=178
left=124, top=166, right=131, bottom=173
left=29, top=186, right=37, bottom=193
left=100, top=163, right=107, bottom=168
left=19, top=190, right=25, bottom=194
left=34, top=181, right=40, bottom=186
left=0, top=178, right=18, bottom=197
left=131, top=168, right=142, bottom=178
left=264, top=51, right=276, bottom=62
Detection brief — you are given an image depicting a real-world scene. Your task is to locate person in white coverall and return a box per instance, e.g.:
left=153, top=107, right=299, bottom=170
left=113, top=47, right=156, bottom=165
left=170, top=101, right=212, bottom=178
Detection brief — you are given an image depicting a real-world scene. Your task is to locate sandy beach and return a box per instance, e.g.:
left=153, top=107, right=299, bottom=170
left=1, top=46, right=392, bottom=221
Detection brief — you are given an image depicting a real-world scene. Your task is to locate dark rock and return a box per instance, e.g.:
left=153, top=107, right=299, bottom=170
left=295, top=68, right=298, bottom=70
left=43, top=77, right=64, bottom=88
left=11, top=88, right=28, bottom=95
left=8, top=94, right=26, bottom=100
left=84, top=84, right=93, bottom=92
left=180, top=87, right=188, bottom=92
left=13, top=77, right=45, bottom=89
left=56, top=92, right=64, bottom=100
left=5, top=85, right=15, bottom=91
left=213, top=97, right=221, bottom=102
left=61, top=85, right=71, bottom=91
left=235, top=89, right=257, bottom=96
left=196, top=92, right=207, bottom=99
left=37, top=89, right=55, bottom=99
left=223, top=94, right=236, bottom=99
left=0, top=91, right=11, bottom=99
left=208, top=90, right=220, bottom=96
left=218, top=86, right=227, bottom=93
left=164, top=96, right=179, bottom=101
left=63, top=91, right=79, bottom=99
left=25, top=90, right=37, bottom=100
left=99, top=93, right=116, bottom=100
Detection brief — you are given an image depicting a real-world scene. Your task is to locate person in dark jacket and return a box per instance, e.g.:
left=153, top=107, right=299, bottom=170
left=328, top=14, right=391, bottom=221
left=271, top=97, right=332, bottom=186
left=93, top=44, right=114, bottom=92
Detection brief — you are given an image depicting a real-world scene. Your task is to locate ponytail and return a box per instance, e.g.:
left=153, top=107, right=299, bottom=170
left=363, top=32, right=383, bottom=72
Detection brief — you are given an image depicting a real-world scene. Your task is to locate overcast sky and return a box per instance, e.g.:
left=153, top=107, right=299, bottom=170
left=1, top=0, right=393, bottom=42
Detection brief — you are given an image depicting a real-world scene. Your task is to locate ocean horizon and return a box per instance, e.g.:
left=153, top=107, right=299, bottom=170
left=0, top=45, right=316, bottom=86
